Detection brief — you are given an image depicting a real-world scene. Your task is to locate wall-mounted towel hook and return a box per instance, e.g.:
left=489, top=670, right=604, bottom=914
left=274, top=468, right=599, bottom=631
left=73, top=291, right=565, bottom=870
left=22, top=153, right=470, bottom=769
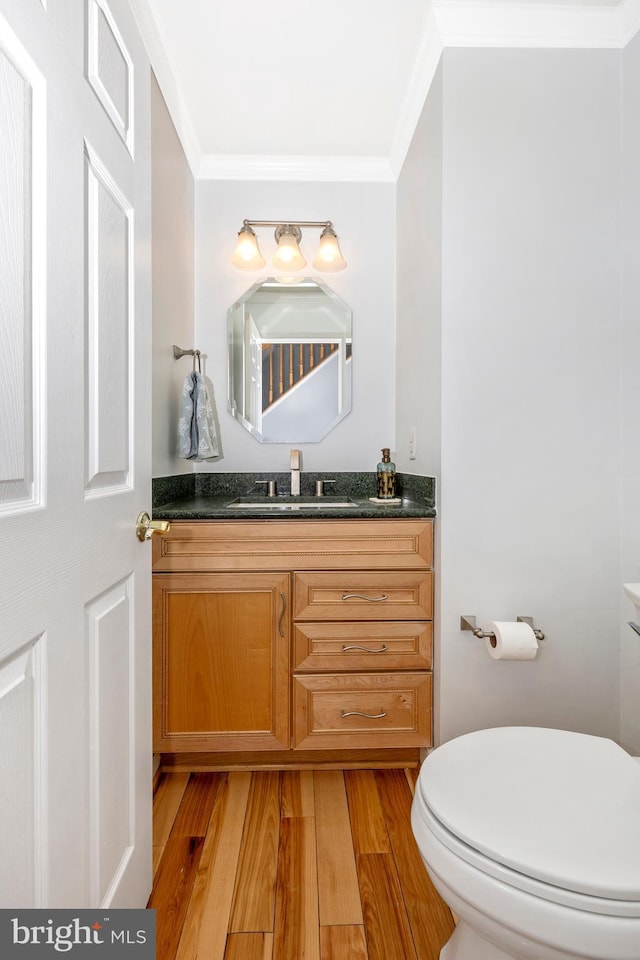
left=173, top=344, right=201, bottom=372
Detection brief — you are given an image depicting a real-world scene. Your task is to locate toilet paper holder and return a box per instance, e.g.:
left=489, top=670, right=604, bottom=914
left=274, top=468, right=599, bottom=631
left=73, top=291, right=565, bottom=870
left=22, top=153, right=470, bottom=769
left=460, top=615, right=545, bottom=647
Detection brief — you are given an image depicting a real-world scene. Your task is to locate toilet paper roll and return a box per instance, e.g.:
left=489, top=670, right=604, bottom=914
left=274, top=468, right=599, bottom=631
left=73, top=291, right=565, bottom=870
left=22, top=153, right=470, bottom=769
left=486, top=621, right=538, bottom=660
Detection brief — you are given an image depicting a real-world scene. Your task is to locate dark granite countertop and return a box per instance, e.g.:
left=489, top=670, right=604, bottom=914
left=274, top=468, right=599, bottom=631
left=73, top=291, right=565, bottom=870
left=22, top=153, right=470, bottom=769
left=152, top=472, right=436, bottom=521
left=153, top=494, right=435, bottom=520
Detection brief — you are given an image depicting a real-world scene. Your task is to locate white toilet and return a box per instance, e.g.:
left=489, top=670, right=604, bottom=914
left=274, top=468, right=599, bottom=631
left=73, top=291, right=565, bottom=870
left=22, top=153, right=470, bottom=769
left=411, top=725, right=640, bottom=960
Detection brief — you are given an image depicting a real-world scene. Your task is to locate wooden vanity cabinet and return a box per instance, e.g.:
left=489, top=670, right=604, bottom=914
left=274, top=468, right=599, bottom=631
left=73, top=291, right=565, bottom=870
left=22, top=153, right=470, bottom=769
left=152, top=518, right=433, bottom=767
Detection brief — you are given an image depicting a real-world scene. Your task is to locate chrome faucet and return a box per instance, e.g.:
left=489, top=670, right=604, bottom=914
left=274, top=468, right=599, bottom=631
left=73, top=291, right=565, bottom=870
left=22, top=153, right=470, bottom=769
left=290, top=449, right=301, bottom=496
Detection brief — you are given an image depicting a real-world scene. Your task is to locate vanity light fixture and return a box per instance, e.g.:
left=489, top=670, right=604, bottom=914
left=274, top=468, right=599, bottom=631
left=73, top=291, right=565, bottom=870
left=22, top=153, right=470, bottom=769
left=231, top=219, right=347, bottom=273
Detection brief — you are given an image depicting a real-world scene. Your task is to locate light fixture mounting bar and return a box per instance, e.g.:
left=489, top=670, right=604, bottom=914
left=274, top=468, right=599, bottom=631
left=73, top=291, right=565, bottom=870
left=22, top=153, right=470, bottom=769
left=241, top=219, right=333, bottom=230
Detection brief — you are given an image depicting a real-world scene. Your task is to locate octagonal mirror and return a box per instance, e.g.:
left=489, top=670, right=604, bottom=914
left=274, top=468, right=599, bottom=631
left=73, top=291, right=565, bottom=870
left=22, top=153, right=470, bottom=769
left=227, top=278, right=352, bottom=443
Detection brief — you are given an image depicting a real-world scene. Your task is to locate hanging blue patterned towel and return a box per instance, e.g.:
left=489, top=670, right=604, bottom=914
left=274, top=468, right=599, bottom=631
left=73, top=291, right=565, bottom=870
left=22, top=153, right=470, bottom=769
left=177, top=371, right=220, bottom=459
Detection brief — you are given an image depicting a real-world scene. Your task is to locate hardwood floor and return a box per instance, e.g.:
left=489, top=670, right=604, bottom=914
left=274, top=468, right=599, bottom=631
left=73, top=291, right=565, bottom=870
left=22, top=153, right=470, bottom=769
left=149, top=767, right=455, bottom=960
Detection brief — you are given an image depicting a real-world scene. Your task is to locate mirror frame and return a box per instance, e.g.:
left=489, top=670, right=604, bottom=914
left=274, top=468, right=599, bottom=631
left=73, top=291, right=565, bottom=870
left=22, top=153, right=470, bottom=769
left=227, top=277, right=352, bottom=443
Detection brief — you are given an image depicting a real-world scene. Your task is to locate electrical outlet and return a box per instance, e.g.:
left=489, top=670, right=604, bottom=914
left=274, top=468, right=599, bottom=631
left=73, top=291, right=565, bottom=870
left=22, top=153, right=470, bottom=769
left=408, top=426, right=417, bottom=461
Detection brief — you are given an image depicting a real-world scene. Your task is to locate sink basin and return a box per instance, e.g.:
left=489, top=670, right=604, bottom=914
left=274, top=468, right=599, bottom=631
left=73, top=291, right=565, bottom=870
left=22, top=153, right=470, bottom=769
left=226, top=495, right=358, bottom=510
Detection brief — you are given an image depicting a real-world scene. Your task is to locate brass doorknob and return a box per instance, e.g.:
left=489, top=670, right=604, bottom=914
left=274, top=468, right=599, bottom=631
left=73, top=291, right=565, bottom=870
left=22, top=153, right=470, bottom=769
left=136, top=511, right=170, bottom=542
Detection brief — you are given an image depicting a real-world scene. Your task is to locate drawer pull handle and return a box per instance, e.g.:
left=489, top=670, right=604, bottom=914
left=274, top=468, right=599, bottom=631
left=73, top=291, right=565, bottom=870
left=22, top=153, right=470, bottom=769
left=341, top=593, right=388, bottom=602
left=341, top=709, right=388, bottom=720
left=342, top=644, right=389, bottom=654
left=278, top=591, right=286, bottom=638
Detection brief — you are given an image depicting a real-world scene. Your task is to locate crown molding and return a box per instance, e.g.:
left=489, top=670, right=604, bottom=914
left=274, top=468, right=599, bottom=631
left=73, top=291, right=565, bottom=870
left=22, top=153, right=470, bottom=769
left=196, top=154, right=396, bottom=183
left=619, top=0, right=640, bottom=44
left=389, top=12, right=444, bottom=179
left=432, top=1, right=626, bottom=49
left=128, top=0, right=202, bottom=177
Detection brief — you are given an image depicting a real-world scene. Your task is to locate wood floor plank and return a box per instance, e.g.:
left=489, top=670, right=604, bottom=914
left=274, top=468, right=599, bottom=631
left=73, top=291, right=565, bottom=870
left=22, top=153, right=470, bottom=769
left=314, top=771, right=363, bottom=926
left=147, top=836, right=204, bottom=960
left=176, top=772, right=251, bottom=960
left=224, top=932, right=273, bottom=960
left=171, top=772, right=222, bottom=838
left=152, top=772, right=190, bottom=875
left=344, top=769, right=391, bottom=854
left=356, top=852, right=417, bottom=960
left=273, top=817, right=320, bottom=960
left=319, top=925, right=368, bottom=960
left=281, top=770, right=315, bottom=817
left=229, top=771, right=281, bottom=933
left=375, top=768, right=455, bottom=959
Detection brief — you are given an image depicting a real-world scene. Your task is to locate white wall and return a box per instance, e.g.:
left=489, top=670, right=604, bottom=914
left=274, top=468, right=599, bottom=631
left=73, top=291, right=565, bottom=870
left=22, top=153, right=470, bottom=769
left=621, top=32, right=640, bottom=754
left=151, top=75, right=195, bottom=478
left=398, top=47, right=622, bottom=745
left=194, top=180, right=395, bottom=473
left=396, top=62, right=444, bottom=737
left=396, top=64, right=443, bottom=483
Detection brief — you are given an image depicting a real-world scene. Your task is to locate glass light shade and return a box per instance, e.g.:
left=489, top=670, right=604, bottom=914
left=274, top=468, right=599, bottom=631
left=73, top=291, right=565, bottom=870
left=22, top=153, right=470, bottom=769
left=231, top=225, right=265, bottom=269
left=312, top=226, right=347, bottom=272
left=272, top=227, right=306, bottom=272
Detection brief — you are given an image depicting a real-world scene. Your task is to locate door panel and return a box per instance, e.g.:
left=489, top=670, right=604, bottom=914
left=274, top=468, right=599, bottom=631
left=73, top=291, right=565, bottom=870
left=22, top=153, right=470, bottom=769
left=84, top=142, right=132, bottom=493
left=0, top=22, right=45, bottom=513
left=0, top=640, right=46, bottom=906
left=86, top=0, right=133, bottom=152
left=86, top=577, right=134, bottom=905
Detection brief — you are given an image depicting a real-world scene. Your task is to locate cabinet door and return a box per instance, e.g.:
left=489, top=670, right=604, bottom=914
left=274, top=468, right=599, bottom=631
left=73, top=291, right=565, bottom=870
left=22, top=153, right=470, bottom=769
left=153, top=573, right=290, bottom=752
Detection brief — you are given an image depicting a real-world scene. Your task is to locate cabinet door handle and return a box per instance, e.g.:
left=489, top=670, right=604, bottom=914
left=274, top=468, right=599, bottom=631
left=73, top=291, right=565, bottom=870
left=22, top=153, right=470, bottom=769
left=278, top=591, right=286, bottom=638
left=341, top=593, right=388, bottom=602
left=341, top=709, right=388, bottom=720
left=342, top=644, right=389, bottom=654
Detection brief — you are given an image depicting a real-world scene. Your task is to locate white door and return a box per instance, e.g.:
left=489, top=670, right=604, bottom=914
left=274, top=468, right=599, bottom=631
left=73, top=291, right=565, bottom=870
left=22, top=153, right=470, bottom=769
left=0, top=0, right=153, bottom=907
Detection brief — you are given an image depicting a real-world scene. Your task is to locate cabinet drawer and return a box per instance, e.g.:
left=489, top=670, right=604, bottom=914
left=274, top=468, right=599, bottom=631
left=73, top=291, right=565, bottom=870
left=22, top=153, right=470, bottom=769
left=293, top=571, right=433, bottom=621
left=293, top=672, right=432, bottom=749
left=293, top=621, right=432, bottom=671
left=153, top=519, right=433, bottom=572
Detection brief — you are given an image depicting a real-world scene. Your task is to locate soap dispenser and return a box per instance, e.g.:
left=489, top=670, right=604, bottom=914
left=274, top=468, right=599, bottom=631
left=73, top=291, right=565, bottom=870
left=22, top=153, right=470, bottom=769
left=377, top=448, right=396, bottom=499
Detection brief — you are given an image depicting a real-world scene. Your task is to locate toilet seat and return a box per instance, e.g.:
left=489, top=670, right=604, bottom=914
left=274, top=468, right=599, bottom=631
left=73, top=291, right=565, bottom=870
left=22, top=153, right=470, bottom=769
left=417, top=726, right=640, bottom=916
left=419, top=799, right=640, bottom=918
